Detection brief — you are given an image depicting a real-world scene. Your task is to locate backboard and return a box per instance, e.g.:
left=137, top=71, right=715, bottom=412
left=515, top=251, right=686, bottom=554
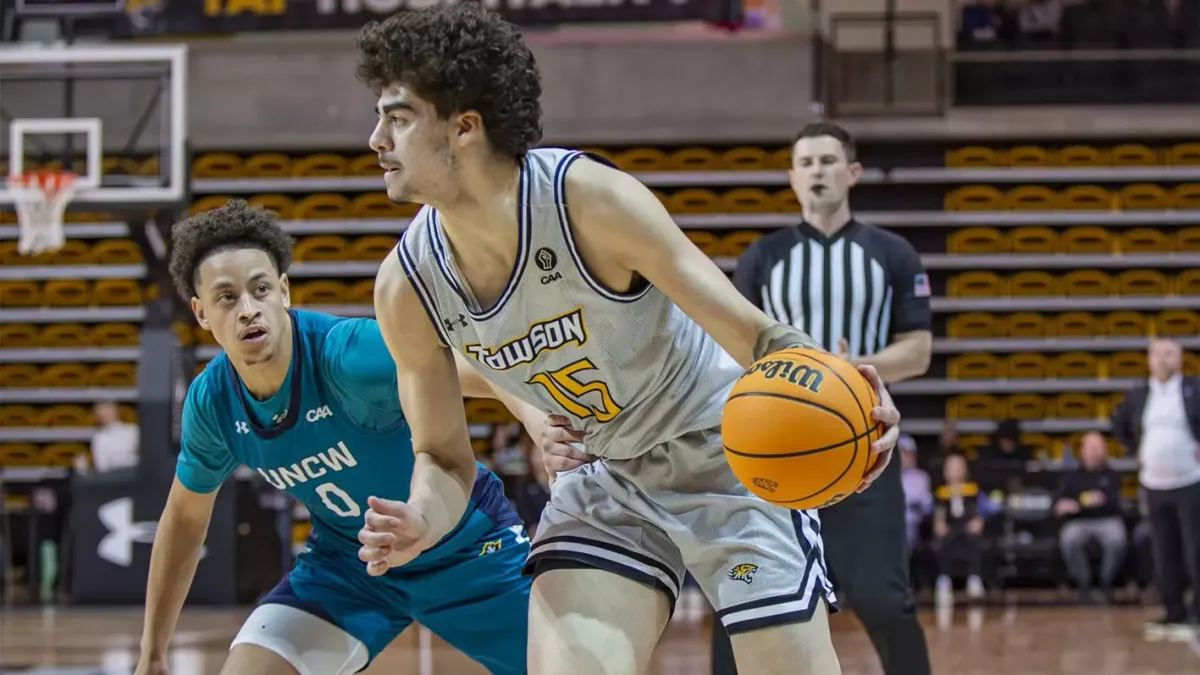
left=0, top=42, right=187, bottom=211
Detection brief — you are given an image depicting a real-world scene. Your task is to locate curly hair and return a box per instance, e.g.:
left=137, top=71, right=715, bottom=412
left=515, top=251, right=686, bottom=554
left=355, top=2, right=543, bottom=158
left=168, top=199, right=293, bottom=301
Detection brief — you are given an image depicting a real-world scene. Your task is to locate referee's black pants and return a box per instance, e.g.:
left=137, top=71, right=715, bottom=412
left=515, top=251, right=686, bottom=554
left=711, top=459, right=931, bottom=675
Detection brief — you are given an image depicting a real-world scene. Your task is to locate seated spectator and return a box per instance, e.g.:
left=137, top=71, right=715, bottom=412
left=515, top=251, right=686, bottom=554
left=1055, top=431, right=1127, bottom=604
left=75, top=400, right=139, bottom=474
left=959, top=0, right=1012, bottom=46
left=900, top=434, right=933, bottom=550
left=977, top=418, right=1033, bottom=491
left=933, top=453, right=999, bottom=604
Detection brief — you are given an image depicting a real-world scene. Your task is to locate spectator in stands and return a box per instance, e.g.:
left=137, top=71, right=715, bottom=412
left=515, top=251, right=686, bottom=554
left=512, top=430, right=551, bottom=537
left=977, top=417, right=1032, bottom=491
left=1055, top=431, right=1127, bottom=605
left=75, top=400, right=139, bottom=474
left=1111, top=337, right=1200, bottom=638
left=900, top=434, right=933, bottom=550
left=933, top=453, right=998, bottom=605
left=958, top=0, right=1013, bottom=47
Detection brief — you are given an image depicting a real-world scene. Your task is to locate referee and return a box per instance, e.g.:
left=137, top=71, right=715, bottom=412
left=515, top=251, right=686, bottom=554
left=712, top=122, right=934, bottom=675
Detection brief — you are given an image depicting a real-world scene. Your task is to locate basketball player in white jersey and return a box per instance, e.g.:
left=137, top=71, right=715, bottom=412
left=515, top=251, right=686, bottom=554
left=352, top=5, right=901, bottom=674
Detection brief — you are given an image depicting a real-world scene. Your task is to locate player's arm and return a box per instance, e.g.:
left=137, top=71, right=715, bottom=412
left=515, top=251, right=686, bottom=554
left=847, top=238, right=932, bottom=382
left=370, top=253, right=477, bottom=564
left=563, top=159, right=820, bottom=368
left=139, top=386, right=235, bottom=671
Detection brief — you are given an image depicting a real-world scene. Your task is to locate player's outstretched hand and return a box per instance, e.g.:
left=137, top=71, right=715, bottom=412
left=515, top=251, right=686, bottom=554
left=358, top=496, right=432, bottom=576
left=539, top=414, right=594, bottom=482
left=856, top=364, right=901, bottom=494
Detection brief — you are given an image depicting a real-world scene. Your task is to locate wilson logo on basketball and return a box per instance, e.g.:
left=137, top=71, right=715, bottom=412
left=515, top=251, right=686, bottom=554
left=742, top=359, right=823, bottom=393
left=752, top=477, right=779, bottom=493
left=727, top=563, right=759, bottom=584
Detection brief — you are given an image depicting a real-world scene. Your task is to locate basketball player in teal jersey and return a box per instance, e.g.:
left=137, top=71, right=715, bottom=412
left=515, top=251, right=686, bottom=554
left=134, top=200, right=589, bottom=675
left=353, top=5, right=902, bottom=675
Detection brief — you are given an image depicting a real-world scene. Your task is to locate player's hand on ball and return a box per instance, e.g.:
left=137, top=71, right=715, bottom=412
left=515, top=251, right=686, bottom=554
left=358, top=496, right=432, bottom=576
left=856, top=364, right=901, bottom=493
left=539, top=414, right=593, bottom=480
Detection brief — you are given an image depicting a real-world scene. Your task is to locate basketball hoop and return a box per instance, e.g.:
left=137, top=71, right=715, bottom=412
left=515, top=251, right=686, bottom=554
left=11, top=170, right=77, bottom=257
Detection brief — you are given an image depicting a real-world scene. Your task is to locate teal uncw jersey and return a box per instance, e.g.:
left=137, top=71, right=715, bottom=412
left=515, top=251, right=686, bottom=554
left=176, top=308, right=519, bottom=559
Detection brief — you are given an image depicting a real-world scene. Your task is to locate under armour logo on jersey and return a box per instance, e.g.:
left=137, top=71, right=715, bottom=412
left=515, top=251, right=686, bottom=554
left=306, top=405, right=333, bottom=423
left=235, top=421, right=250, bottom=434
left=272, top=409, right=289, bottom=424
left=443, top=314, right=468, bottom=332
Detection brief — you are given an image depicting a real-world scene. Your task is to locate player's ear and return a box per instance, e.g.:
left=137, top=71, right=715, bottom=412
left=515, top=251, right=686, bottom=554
left=453, top=110, right=484, bottom=146
left=190, top=297, right=210, bottom=331
left=279, top=273, right=292, bottom=308
left=847, top=161, right=864, bottom=186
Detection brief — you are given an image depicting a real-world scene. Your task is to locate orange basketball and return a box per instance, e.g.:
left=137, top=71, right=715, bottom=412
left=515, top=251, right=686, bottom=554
left=721, top=347, right=880, bottom=510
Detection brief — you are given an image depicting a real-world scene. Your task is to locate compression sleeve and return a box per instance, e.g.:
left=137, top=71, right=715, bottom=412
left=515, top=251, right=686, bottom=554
left=175, top=372, right=239, bottom=493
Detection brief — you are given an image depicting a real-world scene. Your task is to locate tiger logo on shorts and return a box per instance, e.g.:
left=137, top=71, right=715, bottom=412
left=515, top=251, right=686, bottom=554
left=727, top=563, right=759, bottom=584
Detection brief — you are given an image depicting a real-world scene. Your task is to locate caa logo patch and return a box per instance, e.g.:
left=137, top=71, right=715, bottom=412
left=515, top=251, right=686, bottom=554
left=306, top=405, right=333, bottom=423
left=727, top=563, right=759, bottom=584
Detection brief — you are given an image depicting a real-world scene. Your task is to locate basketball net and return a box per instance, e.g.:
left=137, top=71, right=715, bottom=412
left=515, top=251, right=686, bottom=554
left=12, top=170, right=77, bottom=257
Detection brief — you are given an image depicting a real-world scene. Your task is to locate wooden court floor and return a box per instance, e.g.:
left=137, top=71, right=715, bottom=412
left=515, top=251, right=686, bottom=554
left=2, top=605, right=1198, bottom=675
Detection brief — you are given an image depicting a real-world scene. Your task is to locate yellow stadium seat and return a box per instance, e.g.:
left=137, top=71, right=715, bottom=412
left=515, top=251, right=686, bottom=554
left=668, top=189, right=720, bottom=214
left=40, top=404, right=91, bottom=426
left=945, top=186, right=1005, bottom=211
left=140, top=157, right=160, bottom=176
left=1177, top=227, right=1200, bottom=251
left=1061, top=185, right=1114, bottom=210
left=1052, top=352, right=1100, bottom=378
left=91, top=240, right=142, bottom=264
left=44, top=280, right=90, bottom=306
left=51, top=239, right=94, bottom=265
left=103, top=156, right=144, bottom=176
left=194, top=325, right=218, bottom=346
left=193, top=362, right=207, bottom=378
left=1010, top=226, right=1061, bottom=253
left=349, top=236, right=397, bottom=261
left=294, top=235, right=349, bottom=262
left=1022, top=433, right=1054, bottom=457
left=1054, top=312, right=1098, bottom=336
left=948, top=271, right=1006, bottom=297
left=685, top=231, right=721, bottom=255
left=948, top=394, right=997, bottom=418
left=189, top=195, right=234, bottom=216
left=1106, top=312, right=1148, bottom=336
left=0, top=364, right=39, bottom=387
left=1006, top=353, right=1047, bottom=378
left=1186, top=353, right=1200, bottom=376
left=0, top=324, right=39, bottom=347
left=719, top=188, right=773, bottom=213
left=39, top=363, right=90, bottom=388
left=948, top=354, right=1001, bottom=379
left=1167, top=143, right=1200, bottom=165
left=771, top=189, right=801, bottom=212
left=1056, top=394, right=1099, bottom=418
left=1177, top=269, right=1200, bottom=295
left=1062, top=226, right=1114, bottom=253
left=346, top=280, right=375, bottom=305
left=1059, top=145, right=1109, bottom=166
left=292, top=154, right=349, bottom=177
left=947, top=227, right=1010, bottom=254
left=1173, top=184, right=1200, bottom=209
left=464, top=399, right=516, bottom=424
left=718, top=231, right=762, bottom=258
left=1008, top=312, right=1050, bottom=337
left=1008, top=394, right=1048, bottom=419
left=348, top=154, right=382, bottom=176
left=248, top=194, right=297, bottom=219
left=172, top=321, right=193, bottom=347
left=1109, top=352, right=1148, bottom=378
left=44, top=443, right=88, bottom=467
left=244, top=153, right=291, bottom=178
left=350, top=193, right=406, bottom=219
left=0, top=240, right=24, bottom=265
left=1158, top=309, right=1200, bottom=335
left=0, top=281, right=41, bottom=306
left=1007, top=146, right=1052, bottom=167
left=615, top=148, right=667, bottom=172
left=665, top=147, right=719, bottom=171
left=719, top=147, right=769, bottom=170
left=766, top=147, right=792, bottom=169
left=1063, top=270, right=1113, bottom=296
left=1011, top=271, right=1061, bottom=295
left=91, top=363, right=136, bottom=387
left=1, top=444, right=40, bottom=466
left=1118, top=228, right=1172, bottom=253
left=946, top=146, right=1003, bottom=168
left=93, top=279, right=142, bottom=306
left=946, top=313, right=999, bottom=338
left=294, top=281, right=347, bottom=305
left=192, top=153, right=244, bottom=178
left=89, top=323, right=139, bottom=346
left=0, top=405, right=40, bottom=426
left=294, top=194, right=350, bottom=220
left=1119, top=184, right=1171, bottom=210
left=1117, top=269, right=1169, bottom=295
left=1111, top=144, right=1160, bottom=166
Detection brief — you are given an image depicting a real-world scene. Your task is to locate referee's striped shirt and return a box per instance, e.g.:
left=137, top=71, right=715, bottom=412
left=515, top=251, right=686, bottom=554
left=732, top=219, right=933, bottom=357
